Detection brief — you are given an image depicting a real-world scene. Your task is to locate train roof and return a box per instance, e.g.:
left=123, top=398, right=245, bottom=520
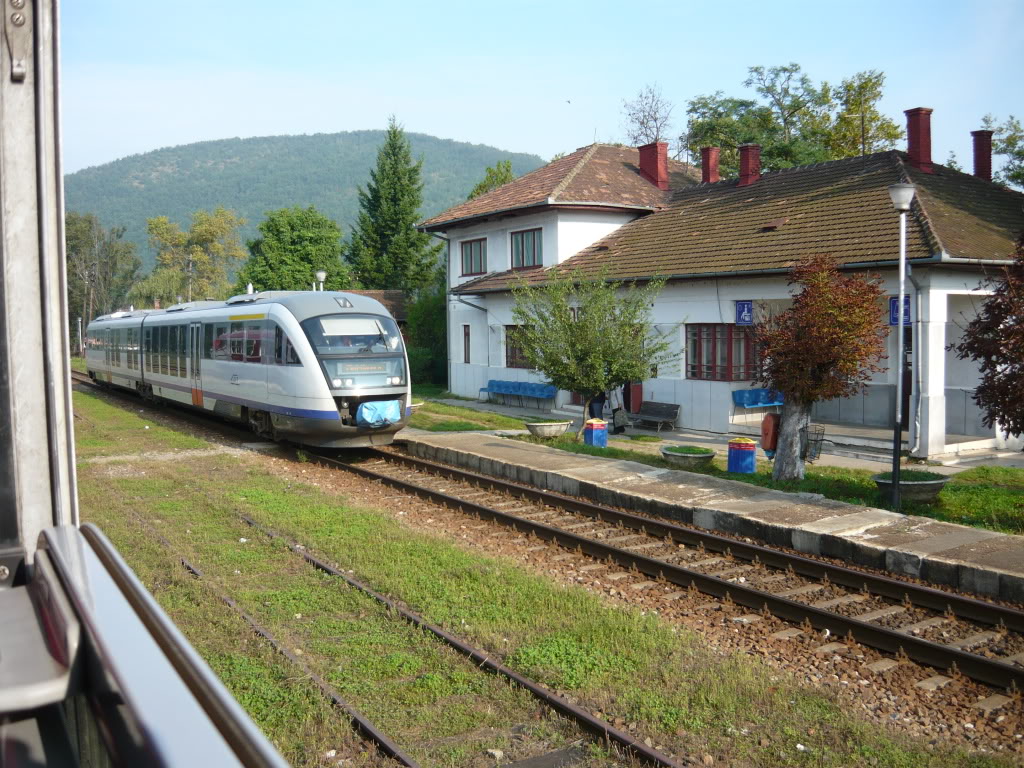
left=87, top=291, right=394, bottom=326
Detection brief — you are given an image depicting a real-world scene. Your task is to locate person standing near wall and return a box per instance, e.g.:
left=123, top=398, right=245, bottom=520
left=609, top=386, right=627, bottom=434
left=588, top=390, right=607, bottom=419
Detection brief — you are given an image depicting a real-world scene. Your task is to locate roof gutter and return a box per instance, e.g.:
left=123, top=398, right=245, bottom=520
left=418, top=200, right=658, bottom=233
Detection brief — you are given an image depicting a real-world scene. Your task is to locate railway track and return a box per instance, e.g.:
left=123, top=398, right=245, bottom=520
left=320, top=446, right=1024, bottom=702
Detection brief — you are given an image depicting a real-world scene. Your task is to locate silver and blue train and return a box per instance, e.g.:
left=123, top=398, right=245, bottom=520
left=85, top=290, right=411, bottom=447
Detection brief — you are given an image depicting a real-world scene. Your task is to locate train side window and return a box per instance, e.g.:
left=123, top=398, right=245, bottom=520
left=244, top=320, right=262, bottom=363
left=127, top=329, right=133, bottom=370
left=204, top=324, right=214, bottom=359
left=284, top=338, right=300, bottom=365
left=229, top=322, right=243, bottom=361
left=272, top=322, right=301, bottom=365
left=169, top=326, right=179, bottom=376
left=178, top=324, right=187, bottom=377
left=160, top=326, right=169, bottom=375
left=213, top=324, right=229, bottom=360
left=144, top=328, right=152, bottom=372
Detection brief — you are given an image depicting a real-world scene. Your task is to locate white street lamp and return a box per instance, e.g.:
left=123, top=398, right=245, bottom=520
left=887, top=182, right=915, bottom=510
left=315, top=270, right=327, bottom=291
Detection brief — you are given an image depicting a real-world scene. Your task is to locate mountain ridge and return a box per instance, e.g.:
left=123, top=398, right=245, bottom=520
left=65, top=130, right=546, bottom=269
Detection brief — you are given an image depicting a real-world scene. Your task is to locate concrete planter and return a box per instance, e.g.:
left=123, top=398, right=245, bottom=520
left=526, top=421, right=571, bottom=439
left=661, top=446, right=716, bottom=470
left=872, top=473, right=950, bottom=504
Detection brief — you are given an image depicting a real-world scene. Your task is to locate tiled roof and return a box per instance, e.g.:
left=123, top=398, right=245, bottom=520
left=453, top=151, right=1024, bottom=294
left=345, top=289, right=408, bottom=321
left=419, top=144, right=698, bottom=230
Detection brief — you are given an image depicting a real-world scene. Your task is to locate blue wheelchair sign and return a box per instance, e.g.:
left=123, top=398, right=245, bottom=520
left=735, top=300, right=753, bottom=326
left=889, top=296, right=911, bottom=326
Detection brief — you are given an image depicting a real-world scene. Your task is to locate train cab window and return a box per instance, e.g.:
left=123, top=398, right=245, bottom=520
left=244, top=321, right=262, bottom=363
left=204, top=324, right=214, bottom=359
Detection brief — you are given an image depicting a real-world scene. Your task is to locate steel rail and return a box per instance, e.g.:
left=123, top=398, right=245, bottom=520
left=239, top=514, right=688, bottom=768
left=369, top=449, right=1024, bottom=633
left=315, top=450, right=1024, bottom=691
left=129, top=512, right=419, bottom=768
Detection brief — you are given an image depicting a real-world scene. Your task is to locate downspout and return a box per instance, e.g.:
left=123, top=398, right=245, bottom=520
left=430, top=233, right=452, bottom=391
left=908, top=270, right=924, bottom=456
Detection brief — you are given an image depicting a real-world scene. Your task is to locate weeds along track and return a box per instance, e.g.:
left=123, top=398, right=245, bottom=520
left=326, top=448, right=1024, bottom=703
left=115, top=464, right=681, bottom=767
left=127, top=510, right=419, bottom=767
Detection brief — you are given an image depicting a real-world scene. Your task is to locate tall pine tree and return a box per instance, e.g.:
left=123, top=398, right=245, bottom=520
left=345, top=117, right=443, bottom=292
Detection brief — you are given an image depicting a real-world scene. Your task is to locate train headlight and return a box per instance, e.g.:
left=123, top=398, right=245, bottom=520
left=344, top=378, right=355, bottom=387
left=388, top=376, right=402, bottom=385
left=331, top=378, right=342, bottom=388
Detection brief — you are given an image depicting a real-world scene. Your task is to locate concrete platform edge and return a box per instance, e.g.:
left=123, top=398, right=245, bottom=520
left=397, top=433, right=1024, bottom=603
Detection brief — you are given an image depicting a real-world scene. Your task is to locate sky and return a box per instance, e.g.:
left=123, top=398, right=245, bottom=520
left=61, top=0, right=1024, bottom=175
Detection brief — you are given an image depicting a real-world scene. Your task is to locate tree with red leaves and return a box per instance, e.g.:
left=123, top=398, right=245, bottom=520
left=754, top=254, right=888, bottom=481
left=952, top=234, right=1024, bottom=441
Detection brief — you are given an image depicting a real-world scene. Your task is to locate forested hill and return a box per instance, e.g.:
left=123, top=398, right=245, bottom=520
left=64, top=131, right=545, bottom=270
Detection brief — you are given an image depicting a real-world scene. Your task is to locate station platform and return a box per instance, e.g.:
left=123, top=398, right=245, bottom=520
left=396, top=430, right=1024, bottom=604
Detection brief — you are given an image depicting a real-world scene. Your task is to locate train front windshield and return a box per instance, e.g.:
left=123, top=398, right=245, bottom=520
left=301, top=314, right=407, bottom=389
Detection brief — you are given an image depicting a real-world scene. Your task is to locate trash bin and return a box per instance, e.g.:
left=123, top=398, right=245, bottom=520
left=583, top=419, right=608, bottom=448
left=727, top=437, right=757, bottom=473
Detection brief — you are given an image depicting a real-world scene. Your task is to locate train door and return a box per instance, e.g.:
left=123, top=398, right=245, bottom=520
left=190, top=322, right=204, bottom=407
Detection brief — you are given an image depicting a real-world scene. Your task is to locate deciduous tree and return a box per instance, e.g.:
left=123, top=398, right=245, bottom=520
left=510, top=269, right=672, bottom=439
left=622, top=84, right=674, bottom=147
left=130, top=207, right=246, bottom=306
left=345, top=117, right=443, bottom=292
left=467, top=160, right=516, bottom=200
left=65, top=211, right=140, bottom=337
left=754, top=255, right=887, bottom=481
left=682, top=65, right=902, bottom=176
left=235, top=206, right=352, bottom=292
left=952, top=234, right=1024, bottom=438
left=982, top=114, right=1024, bottom=188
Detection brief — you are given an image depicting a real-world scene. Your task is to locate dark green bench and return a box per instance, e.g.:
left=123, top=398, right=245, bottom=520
left=631, top=401, right=680, bottom=433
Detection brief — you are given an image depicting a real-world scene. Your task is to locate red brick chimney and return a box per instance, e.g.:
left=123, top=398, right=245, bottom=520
left=638, top=141, right=669, bottom=190
left=701, top=146, right=720, bottom=183
left=971, top=129, right=993, bottom=181
left=905, top=107, right=934, bottom=173
left=737, top=144, right=761, bottom=187
left=153, top=298, right=161, bottom=309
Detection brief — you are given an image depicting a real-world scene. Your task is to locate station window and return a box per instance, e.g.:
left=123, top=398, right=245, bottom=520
left=504, top=325, right=530, bottom=369
left=511, top=228, right=542, bottom=269
left=463, top=324, right=471, bottom=364
left=461, top=238, right=486, bottom=276
left=685, top=324, right=755, bottom=381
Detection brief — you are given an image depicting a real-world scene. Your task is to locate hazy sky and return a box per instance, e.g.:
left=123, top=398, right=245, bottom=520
left=61, top=0, right=1023, bottom=175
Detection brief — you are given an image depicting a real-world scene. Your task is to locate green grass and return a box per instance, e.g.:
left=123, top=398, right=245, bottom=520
left=626, top=434, right=661, bottom=443
left=69, top=356, right=87, bottom=373
left=73, top=390, right=208, bottom=459
left=513, top=435, right=1024, bottom=534
left=664, top=445, right=716, bottom=455
left=409, top=400, right=537, bottom=432
left=79, top=457, right=581, bottom=766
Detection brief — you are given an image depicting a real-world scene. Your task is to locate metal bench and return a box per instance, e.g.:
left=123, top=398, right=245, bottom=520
left=630, top=401, right=680, bottom=433
left=732, top=388, right=784, bottom=409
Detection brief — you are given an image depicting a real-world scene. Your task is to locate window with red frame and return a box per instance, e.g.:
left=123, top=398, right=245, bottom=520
left=460, top=238, right=486, bottom=275
left=511, top=228, right=542, bottom=268
left=505, top=325, right=531, bottom=369
left=686, top=324, right=755, bottom=381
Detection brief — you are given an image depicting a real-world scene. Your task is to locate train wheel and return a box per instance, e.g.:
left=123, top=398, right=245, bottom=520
left=248, top=410, right=275, bottom=440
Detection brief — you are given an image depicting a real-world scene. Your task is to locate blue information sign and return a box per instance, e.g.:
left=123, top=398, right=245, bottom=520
left=889, top=296, right=911, bottom=326
left=735, top=300, right=753, bottom=326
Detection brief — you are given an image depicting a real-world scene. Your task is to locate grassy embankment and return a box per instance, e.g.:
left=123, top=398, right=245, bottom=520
left=74, top=388, right=1012, bottom=768
left=514, top=434, right=1024, bottom=535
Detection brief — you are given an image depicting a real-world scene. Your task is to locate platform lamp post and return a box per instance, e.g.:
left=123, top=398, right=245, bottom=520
left=887, top=182, right=916, bottom=511
left=316, top=270, right=327, bottom=292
